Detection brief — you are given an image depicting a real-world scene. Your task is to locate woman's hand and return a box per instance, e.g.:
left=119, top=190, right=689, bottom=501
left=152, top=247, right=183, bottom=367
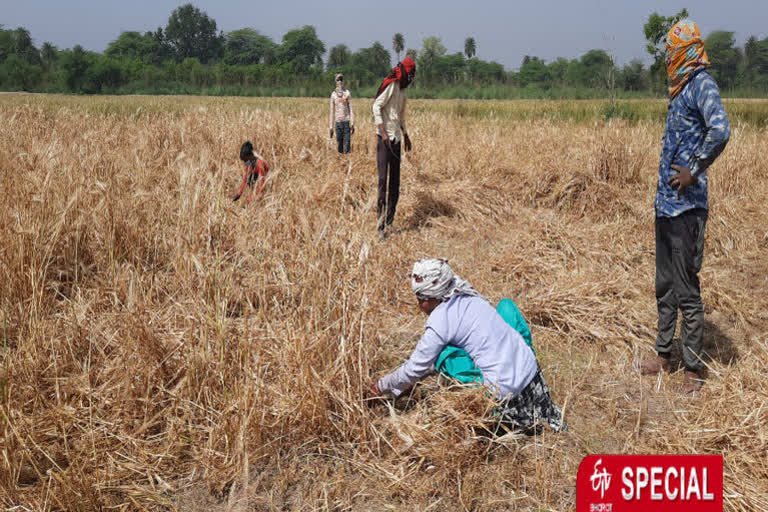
left=365, top=379, right=382, bottom=401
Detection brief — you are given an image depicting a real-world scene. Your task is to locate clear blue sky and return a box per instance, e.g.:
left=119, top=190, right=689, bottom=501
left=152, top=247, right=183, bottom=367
left=1, top=0, right=766, bottom=69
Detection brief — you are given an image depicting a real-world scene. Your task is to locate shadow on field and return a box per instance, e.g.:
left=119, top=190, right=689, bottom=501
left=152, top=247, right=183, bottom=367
left=403, top=191, right=458, bottom=231
left=662, top=319, right=739, bottom=371
left=702, top=319, right=740, bottom=366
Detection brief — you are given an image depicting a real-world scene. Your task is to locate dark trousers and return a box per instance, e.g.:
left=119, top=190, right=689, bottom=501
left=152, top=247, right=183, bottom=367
left=655, top=209, right=708, bottom=371
left=335, top=121, right=350, bottom=153
left=376, top=136, right=401, bottom=231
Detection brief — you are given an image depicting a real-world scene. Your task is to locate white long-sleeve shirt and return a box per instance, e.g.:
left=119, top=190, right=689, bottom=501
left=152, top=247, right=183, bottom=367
left=371, top=81, right=407, bottom=142
left=378, top=295, right=538, bottom=400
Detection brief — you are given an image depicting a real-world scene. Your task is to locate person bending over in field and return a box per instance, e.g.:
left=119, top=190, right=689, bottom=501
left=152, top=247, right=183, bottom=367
left=369, top=258, right=565, bottom=434
left=329, top=73, right=355, bottom=153
left=232, top=141, right=269, bottom=204
left=372, top=56, right=415, bottom=238
left=639, top=20, right=730, bottom=395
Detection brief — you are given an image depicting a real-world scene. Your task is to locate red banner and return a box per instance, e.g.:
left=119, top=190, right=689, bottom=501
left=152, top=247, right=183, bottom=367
left=577, top=455, right=723, bottom=511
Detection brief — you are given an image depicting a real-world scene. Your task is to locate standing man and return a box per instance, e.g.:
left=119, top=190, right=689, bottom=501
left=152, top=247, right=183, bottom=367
left=329, top=73, right=354, bottom=153
left=372, top=56, right=415, bottom=238
left=640, top=20, right=730, bottom=394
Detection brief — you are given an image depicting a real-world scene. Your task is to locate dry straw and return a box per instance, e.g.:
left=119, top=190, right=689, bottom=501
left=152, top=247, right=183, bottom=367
left=1, top=95, right=766, bottom=511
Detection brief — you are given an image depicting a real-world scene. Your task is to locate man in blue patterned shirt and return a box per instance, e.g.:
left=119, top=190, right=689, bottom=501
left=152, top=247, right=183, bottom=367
left=640, top=20, right=730, bottom=394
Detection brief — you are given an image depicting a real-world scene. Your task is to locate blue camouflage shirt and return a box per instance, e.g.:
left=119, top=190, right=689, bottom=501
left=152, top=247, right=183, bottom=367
left=655, top=69, right=730, bottom=218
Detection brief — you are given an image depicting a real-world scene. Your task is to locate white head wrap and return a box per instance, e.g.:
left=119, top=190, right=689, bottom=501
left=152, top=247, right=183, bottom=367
left=411, top=258, right=484, bottom=302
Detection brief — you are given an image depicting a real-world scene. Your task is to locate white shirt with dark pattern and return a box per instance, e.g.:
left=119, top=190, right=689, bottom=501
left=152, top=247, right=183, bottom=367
left=329, top=88, right=354, bottom=130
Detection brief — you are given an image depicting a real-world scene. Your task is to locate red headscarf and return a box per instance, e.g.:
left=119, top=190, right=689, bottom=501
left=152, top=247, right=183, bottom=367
left=375, top=57, right=416, bottom=97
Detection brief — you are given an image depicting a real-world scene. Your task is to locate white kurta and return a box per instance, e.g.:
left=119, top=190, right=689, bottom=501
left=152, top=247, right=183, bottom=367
left=371, top=81, right=407, bottom=142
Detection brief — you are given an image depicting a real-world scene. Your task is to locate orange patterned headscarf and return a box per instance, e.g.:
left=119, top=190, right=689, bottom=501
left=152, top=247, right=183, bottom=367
left=666, top=20, right=710, bottom=99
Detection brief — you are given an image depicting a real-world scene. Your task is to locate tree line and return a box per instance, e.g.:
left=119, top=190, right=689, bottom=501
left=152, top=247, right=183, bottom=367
left=1, top=5, right=766, bottom=97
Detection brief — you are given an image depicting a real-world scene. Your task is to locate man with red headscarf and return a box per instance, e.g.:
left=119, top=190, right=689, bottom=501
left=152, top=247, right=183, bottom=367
left=639, top=20, right=730, bottom=395
left=372, top=56, right=416, bottom=238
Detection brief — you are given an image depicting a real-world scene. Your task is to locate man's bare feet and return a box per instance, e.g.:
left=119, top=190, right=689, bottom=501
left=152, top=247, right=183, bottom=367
left=640, top=355, right=672, bottom=375
left=682, top=369, right=705, bottom=395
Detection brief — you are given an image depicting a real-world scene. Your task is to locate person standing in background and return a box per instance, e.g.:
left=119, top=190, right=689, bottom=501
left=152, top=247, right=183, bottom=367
left=372, top=57, right=415, bottom=238
left=329, top=73, right=354, bottom=154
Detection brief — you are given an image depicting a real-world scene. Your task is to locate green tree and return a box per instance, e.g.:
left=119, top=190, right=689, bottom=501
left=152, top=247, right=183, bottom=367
left=547, top=57, right=569, bottom=87
left=2, top=54, right=42, bottom=90
left=518, top=55, right=550, bottom=87
left=706, top=31, right=741, bottom=89
left=565, top=59, right=584, bottom=86
left=327, top=44, right=350, bottom=69
left=744, top=36, right=768, bottom=75
left=352, top=42, right=391, bottom=77
left=418, top=36, right=447, bottom=84
left=620, top=59, right=647, bottom=91
left=580, top=49, right=614, bottom=88
left=405, top=48, right=417, bottom=60
left=745, top=36, right=758, bottom=70
left=148, top=28, right=173, bottom=63
left=435, top=53, right=465, bottom=84
left=60, top=45, right=94, bottom=92
left=0, top=27, right=12, bottom=62
left=278, top=25, right=325, bottom=73
left=105, top=31, right=162, bottom=62
left=178, top=57, right=212, bottom=85
left=744, top=36, right=758, bottom=69
left=467, top=58, right=504, bottom=85
left=749, top=37, right=768, bottom=90
left=644, top=8, right=689, bottom=89
left=164, top=4, right=223, bottom=63
left=11, top=27, right=40, bottom=65
left=40, top=42, right=58, bottom=70
left=392, top=33, right=404, bottom=62
left=224, top=28, right=275, bottom=65
left=88, top=56, right=124, bottom=92
left=464, top=37, right=476, bottom=59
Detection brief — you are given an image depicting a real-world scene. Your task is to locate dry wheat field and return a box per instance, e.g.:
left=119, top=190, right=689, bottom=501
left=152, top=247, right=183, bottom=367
left=1, top=94, right=767, bottom=511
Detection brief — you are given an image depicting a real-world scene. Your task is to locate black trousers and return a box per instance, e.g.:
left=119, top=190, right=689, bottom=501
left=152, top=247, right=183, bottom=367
left=655, top=209, right=708, bottom=371
left=376, top=136, right=401, bottom=230
left=335, top=121, right=350, bottom=153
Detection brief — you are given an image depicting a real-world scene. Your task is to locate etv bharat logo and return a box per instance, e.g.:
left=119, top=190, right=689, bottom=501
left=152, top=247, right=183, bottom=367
left=590, top=459, right=612, bottom=499
left=577, top=454, right=723, bottom=512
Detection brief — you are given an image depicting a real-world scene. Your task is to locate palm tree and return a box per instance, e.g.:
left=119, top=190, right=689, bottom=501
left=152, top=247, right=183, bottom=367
left=41, top=42, right=58, bottom=71
left=464, top=37, right=476, bottom=60
left=392, top=33, right=404, bottom=62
